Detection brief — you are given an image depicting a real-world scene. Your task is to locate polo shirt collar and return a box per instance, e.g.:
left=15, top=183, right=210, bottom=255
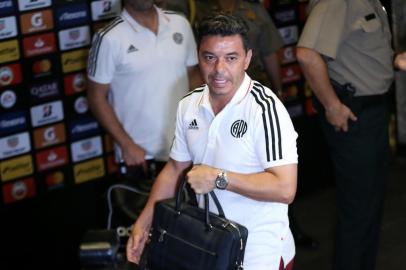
left=199, top=73, right=253, bottom=113
left=121, top=5, right=170, bottom=33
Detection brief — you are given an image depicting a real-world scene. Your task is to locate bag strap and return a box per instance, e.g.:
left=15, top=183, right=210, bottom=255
left=175, top=175, right=226, bottom=229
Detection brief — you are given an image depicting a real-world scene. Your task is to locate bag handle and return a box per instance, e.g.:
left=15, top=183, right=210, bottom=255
left=175, top=175, right=226, bottom=228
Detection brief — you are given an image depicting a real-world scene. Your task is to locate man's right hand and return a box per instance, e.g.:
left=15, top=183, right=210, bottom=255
left=121, top=142, right=146, bottom=167
left=325, top=101, right=357, bottom=132
left=126, top=221, right=150, bottom=264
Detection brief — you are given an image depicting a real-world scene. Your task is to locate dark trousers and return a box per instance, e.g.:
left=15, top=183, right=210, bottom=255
left=318, top=85, right=389, bottom=270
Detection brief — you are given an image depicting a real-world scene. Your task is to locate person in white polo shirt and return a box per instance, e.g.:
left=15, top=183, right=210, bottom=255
left=87, top=0, right=201, bottom=192
left=127, top=14, right=298, bottom=270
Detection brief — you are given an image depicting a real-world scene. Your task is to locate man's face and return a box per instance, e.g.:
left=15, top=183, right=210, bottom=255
left=199, top=35, right=252, bottom=100
left=126, top=0, right=154, bottom=11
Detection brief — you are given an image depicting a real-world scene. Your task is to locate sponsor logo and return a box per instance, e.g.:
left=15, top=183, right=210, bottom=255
left=30, top=100, right=64, bottom=127
left=127, top=44, right=138, bottom=53
left=36, top=145, right=69, bottom=171
left=281, top=64, right=302, bottom=84
left=0, top=63, right=22, bottom=87
left=0, top=0, right=14, bottom=15
left=56, top=3, right=88, bottom=28
left=278, top=46, right=296, bottom=65
left=20, top=9, right=53, bottom=34
left=0, top=16, right=17, bottom=40
left=0, top=154, right=33, bottom=182
left=188, top=119, right=198, bottom=130
left=278, top=25, right=298, bottom=45
left=45, top=170, right=64, bottom=190
left=69, top=117, right=100, bottom=140
left=0, top=132, right=31, bottom=159
left=0, top=111, right=26, bottom=135
left=71, top=136, right=103, bottom=162
left=74, top=95, right=88, bottom=114
left=274, top=8, right=296, bottom=24
left=2, top=177, right=36, bottom=204
left=61, top=49, right=88, bottom=73
left=23, top=32, right=56, bottom=57
left=33, top=122, right=66, bottom=149
left=18, top=0, right=51, bottom=12
left=0, top=39, right=19, bottom=64
left=230, top=120, right=248, bottom=138
left=58, top=25, right=90, bottom=51
left=0, top=89, right=16, bottom=109
left=91, top=0, right=121, bottom=21
left=31, top=57, right=53, bottom=78
left=74, top=158, right=105, bottom=184
left=29, top=80, right=59, bottom=101
left=64, top=72, right=86, bottom=95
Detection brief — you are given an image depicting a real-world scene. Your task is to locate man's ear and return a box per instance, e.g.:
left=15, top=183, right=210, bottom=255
left=244, top=49, right=253, bottom=70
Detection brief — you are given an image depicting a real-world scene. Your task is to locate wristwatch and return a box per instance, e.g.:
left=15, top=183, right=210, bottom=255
left=215, top=170, right=228, bottom=190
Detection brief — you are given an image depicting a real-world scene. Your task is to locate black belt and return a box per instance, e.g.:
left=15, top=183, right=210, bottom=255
left=330, top=79, right=387, bottom=106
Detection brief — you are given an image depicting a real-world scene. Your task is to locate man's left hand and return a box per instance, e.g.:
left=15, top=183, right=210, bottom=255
left=187, top=164, right=217, bottom=194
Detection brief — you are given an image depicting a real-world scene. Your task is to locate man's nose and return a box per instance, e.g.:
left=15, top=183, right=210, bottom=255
left=214, top=58, right=226, bottom=72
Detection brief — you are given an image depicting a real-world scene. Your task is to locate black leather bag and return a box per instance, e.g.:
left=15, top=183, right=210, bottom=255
left=145, top=177, right=248, bottom=270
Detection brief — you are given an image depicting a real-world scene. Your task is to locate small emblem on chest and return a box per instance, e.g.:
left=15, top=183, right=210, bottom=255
left=188, top=119, right=198, bottom=130
left=173, top=32, right=183, bottom=44
left=230, top=120, right=247, bottom=138
left=127, top=44, right=138, bottom=53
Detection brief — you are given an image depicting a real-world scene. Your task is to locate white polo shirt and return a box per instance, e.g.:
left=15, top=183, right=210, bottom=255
left=87, top=6, right=198, bottom=161
left=170, top=74, right=298, bottom=270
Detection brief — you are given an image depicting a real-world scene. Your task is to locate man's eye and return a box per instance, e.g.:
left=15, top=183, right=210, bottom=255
left=205, top=55, right=215, bottom=61
left=227, top=56, right=237, bottom=62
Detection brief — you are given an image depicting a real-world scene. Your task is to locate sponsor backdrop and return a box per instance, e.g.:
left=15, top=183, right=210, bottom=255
left=0, top=0, right=122, bottom=205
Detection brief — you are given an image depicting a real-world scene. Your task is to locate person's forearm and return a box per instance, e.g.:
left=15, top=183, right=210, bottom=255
left=296, top=47, right=340, bottom=111
left=263, top=53, right=283, bottom=94
left=87, top=84, right=134, bottom=149
left=226, top=164, right=297, bottom=203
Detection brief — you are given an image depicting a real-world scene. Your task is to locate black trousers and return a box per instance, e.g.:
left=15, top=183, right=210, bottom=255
left=318, top=86, right=389, bottom=270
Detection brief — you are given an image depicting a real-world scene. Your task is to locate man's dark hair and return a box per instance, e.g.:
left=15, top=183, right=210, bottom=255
left=196, top=13, right=251, bottom=52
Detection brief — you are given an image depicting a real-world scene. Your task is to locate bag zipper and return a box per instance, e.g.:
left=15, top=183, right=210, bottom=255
left=157, top=228, right=217, bottom=257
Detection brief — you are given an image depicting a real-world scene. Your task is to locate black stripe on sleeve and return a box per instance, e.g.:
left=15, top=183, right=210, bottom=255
left=253, top=82, right=283, bottom=160
left=250, top=90, right=271, bottom=162
left=88, top=18, right=124, bottom=77
left=181, top=85, right=206, bottom=100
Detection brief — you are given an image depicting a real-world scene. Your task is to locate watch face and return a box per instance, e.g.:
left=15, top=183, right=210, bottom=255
left=216, top=173, right=228, bottom=189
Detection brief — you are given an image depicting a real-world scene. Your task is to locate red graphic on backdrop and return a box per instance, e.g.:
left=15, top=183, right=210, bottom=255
left=36, top=145, right=69, bottom=171
left=23, top=32, right=56, bottom=57
left=2, top=177, right=36, bottom=204
left=0, top=63, right=22, bottom=87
